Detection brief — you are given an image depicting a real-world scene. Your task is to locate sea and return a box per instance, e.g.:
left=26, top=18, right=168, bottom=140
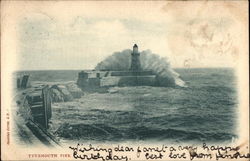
left=16, top=68, right=238, bottom=144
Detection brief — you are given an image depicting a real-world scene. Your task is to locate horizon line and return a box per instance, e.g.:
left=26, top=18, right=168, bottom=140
left=14, top=67, right=234, bottom=72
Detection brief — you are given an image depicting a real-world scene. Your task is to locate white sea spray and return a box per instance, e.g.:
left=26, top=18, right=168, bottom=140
left=95, top=49, right=187, bottom=87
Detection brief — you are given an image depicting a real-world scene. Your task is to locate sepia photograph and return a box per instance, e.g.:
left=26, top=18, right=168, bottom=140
left=1, top=1, right=249, bottom=160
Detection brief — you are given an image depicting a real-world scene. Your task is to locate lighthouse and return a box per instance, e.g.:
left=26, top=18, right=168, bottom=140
left=130, top=44, right=141, bottom=71
left=77, top=44, right=156, bottom=88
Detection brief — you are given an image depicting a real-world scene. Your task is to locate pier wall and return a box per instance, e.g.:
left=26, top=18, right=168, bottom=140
left=100, top=77, right=120, bottom=87
left=111, top=71, right=153, bottom=76
left=77, top=70, right=157, bottom=89
left=118, top=75, right=156, bottom=86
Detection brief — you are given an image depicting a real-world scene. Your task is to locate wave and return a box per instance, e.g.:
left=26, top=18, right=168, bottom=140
left=54, top=123, right=236, bottom=142
left=95, top=49, right=187, bottom=87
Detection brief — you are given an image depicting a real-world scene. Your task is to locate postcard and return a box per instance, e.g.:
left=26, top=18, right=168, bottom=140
left=1, top=1, right=249, bottom=160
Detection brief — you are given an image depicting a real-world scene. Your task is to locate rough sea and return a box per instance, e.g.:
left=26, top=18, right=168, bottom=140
left=17, top=68, right=238, bottom=144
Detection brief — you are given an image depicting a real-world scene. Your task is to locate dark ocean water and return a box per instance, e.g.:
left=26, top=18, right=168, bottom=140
left=17, top=68, right=238, bottom=143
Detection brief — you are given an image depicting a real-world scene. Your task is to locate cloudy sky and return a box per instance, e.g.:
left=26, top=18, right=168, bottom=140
left=9, top=1, right=247, bottom=70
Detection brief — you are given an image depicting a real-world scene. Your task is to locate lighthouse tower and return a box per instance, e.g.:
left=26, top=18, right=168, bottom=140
left=130, top=44, right=141, bottom=71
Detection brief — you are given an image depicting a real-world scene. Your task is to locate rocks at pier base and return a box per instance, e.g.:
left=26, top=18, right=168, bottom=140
left=49, top=83, right=84, bottom=102
left=54, top=85, right=73, bottom=101
left=65, top=83, right=84, bottom=98
left=50, top=88, right=64, bottom=102
left=16, top=81, right=84, bottom=103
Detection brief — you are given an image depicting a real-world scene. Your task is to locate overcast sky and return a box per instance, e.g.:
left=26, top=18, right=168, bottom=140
left=14, top=1, right=247, bottom=70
